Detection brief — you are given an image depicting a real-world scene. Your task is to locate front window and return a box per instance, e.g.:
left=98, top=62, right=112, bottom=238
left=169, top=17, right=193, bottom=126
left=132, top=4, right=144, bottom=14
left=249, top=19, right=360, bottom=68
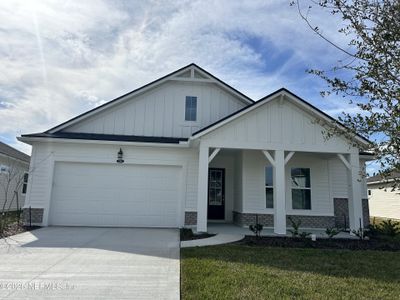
left=291, top=168, right=311, bottom=210
left=265, top=166, right=273, bottom=208
left=22, top=172, right=29, bottom=194
left=185, top=96, right=197, bottom=121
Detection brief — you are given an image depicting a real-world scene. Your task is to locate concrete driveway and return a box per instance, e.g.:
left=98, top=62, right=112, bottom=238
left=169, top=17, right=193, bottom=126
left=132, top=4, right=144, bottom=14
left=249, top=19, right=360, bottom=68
left=0, top=227, right=180, bottom=300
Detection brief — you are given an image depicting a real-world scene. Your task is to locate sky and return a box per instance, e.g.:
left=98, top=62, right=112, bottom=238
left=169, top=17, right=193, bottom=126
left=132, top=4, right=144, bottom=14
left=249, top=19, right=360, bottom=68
left=0, top=0, right=379, bottom=173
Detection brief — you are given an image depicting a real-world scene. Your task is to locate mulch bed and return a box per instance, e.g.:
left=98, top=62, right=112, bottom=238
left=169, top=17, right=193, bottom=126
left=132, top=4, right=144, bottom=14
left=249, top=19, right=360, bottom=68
left=237, top=235, right=400, bottom=251
left=1, top=222, right=40, bottom=239
left=180, top=228, right=215, bottom=241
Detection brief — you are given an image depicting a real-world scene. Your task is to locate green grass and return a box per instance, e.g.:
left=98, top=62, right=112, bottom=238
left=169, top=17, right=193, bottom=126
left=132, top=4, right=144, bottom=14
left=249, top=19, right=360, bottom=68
left=181, top=245, right=400, bottom=300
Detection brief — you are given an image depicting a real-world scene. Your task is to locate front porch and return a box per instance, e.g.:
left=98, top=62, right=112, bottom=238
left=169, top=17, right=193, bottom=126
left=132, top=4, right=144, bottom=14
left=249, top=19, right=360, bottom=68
left=194, top=147, right=369, bottom=234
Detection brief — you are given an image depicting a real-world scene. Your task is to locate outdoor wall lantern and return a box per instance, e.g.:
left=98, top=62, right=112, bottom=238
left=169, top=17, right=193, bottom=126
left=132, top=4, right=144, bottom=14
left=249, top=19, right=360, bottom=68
left=117, top=148, right=124, bottom=163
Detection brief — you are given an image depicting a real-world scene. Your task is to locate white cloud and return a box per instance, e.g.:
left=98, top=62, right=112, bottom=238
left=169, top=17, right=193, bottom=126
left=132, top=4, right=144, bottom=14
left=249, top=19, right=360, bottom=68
left=0, top=0, right=357, bottom=154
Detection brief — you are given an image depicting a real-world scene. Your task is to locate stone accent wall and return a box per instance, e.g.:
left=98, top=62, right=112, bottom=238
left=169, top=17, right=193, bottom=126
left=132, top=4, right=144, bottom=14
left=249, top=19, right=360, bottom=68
left=233, top=212, right=274, bottom=227
left=362, top=198, right=370, bottom=227
left=22, top=208, right=44, bottom=225
left=286, top=215, right=335, bottom=229
left=334, top=198, right=370, bottom=229
left=334, top=198, right=350, bottom=229
left=184, top=212, right=197, bottom=226
left=233, top=212, right=335, bottom=228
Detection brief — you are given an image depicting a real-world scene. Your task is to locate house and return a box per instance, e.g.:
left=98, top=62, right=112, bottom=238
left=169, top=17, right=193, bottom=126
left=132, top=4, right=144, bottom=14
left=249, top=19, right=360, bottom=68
left=367, top=172, right=400, bottom=220
left=18, top=64, right=373, bottom=234
left=0, top=141, right=30, bottom=212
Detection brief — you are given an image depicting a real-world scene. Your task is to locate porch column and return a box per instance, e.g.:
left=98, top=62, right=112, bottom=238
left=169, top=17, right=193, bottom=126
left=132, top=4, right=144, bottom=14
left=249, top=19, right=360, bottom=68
left=196, top=145, right=209, bottom=232
left=274, top=150, right=286, bottom=235
left=348, top=152, right=363, bottom=230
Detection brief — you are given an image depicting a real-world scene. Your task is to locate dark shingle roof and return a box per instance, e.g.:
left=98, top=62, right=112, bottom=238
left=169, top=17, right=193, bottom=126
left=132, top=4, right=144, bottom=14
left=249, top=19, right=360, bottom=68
left=0, top=141, right=30, bottom=163
left=21, top=132, right=188, bottom=144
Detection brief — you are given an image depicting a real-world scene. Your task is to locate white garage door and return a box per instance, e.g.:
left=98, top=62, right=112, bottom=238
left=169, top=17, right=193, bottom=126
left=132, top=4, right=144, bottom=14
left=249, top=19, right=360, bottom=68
left=49, top=162, right=182, bottom=227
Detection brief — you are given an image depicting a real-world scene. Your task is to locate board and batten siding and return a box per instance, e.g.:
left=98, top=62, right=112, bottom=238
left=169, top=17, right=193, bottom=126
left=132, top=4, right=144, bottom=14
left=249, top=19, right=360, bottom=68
left=24, top=142, right=199, bottom=225
left=328, top=157, right=368, bottom=199
left=239, top=151, right=333, bottom=216
left=202, top=97, right=355, bottom=153
left=233, top=150, right=367, bottom=216
left=63, top=81, right=247, bottom=138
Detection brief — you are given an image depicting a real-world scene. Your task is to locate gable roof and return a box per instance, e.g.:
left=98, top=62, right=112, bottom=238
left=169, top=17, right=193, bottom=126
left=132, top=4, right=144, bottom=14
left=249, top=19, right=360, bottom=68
left=191, top=88, right=372, bottom=147
left=0, top=141, right=30, bottom=163
left=46, top=63, right=254, bottom=134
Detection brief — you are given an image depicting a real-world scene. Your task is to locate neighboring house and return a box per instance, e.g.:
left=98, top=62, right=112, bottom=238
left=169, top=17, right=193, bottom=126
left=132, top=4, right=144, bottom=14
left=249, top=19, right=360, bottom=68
left=19, top=64, right=373, bottom=233
left=0, top=141, right=30, bottom=212
left=367, top=172, right=400, bottom=220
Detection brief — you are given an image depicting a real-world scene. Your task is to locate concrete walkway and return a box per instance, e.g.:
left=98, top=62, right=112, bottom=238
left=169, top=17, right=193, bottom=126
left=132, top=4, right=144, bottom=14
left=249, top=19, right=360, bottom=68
left=0, top=227, right=180, bottom=300
left=181, top=233, right=244, bottom=248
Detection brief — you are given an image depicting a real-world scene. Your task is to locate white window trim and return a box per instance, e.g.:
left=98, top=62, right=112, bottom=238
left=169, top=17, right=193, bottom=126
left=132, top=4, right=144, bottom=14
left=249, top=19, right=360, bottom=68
left=184, top=96, right=198, bottom=122
left=290, top=167, right=312, bottom=210
left=265, top=166, right=274, bottom=208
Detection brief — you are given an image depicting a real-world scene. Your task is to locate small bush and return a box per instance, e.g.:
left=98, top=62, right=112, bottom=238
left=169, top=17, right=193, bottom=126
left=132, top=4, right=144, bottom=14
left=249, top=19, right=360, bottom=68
left=288, top=217, right=310, bottom=239
left=288, top=216, right=301, bottom=237
left=325, top=227, right=341, bottom=239
left=379, top=219, right=400, bottom=237
left=180, top=228, right=194, bottom=240
left=249, top=215, right=263, bottom=238
left=369, top=218, right=400, bottom=239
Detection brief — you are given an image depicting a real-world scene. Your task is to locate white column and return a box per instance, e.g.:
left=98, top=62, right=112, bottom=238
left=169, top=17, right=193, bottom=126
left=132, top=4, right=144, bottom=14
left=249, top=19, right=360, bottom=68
left=196, top=145, right=209, bottom=233
left=273, top=150, right=286, bottom=234
left=348, top=152, right=363, bottom=230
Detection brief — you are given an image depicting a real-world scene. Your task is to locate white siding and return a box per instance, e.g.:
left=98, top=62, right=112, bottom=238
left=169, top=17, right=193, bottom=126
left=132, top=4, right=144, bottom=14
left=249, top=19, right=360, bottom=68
left=285, top=154, right=332, bottom=216
left=240, top=151, right=335, bottom=216
left=328, top=157, right=368, bottom=199
left=203, top=98, right=356, bottom=153
left=64, top=81, right=246, bottom=138
left=368, top=183, right=400, bottom=219
left=25, top=142, right=199, bottom=225
left=233, top=151, right=243, bottom=212
left=241, top=150, right=272, bottom=213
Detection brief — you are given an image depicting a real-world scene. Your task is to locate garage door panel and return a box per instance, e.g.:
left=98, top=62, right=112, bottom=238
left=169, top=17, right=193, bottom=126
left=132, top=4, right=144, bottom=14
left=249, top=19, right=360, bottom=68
left=49, top=162, right=182, bottom=227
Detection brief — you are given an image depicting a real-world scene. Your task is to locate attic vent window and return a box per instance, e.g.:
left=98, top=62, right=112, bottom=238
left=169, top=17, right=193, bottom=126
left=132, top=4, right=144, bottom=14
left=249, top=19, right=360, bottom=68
left=185, top=96, right=197, bottom=121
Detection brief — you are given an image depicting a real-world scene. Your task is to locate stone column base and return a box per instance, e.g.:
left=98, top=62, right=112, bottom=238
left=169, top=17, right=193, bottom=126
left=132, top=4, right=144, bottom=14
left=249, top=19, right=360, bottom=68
left=22, top=208, right=44, bottom=225
left=184, top=212, right=197, bottom=226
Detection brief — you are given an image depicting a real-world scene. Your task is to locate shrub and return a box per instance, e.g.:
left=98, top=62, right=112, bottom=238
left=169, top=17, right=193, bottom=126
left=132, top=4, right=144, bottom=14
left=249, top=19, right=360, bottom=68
left=368, top=218, right=400, bottom=238
left=288, top=216, right=301, bottom=237
left=325, top=227, right=341, bottom=239
left=352, top=228, right=368, bottom=240
left=249, top=215, right=263, bottom=238
left=299, top=231, right=311, bottom=239
left=379, top=219, right=400, bottom=237
left=288, top=217, right=310, bottom=239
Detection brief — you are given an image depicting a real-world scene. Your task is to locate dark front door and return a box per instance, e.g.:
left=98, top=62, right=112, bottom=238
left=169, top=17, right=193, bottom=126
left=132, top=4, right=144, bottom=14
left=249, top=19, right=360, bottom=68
left=208, top=168, right=225, bottom=220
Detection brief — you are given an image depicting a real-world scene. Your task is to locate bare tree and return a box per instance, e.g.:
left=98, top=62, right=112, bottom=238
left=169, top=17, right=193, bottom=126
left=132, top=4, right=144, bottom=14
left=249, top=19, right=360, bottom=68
left=0, top=157, right=27, bottom=236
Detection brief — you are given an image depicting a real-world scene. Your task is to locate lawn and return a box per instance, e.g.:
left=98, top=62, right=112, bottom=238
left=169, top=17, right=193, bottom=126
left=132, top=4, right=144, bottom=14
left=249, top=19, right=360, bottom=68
left=181, top=244, right=400, bottom=300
